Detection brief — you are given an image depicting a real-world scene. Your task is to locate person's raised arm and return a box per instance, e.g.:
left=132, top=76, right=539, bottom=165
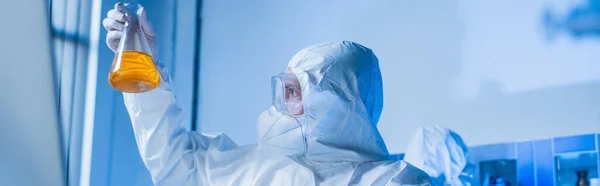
left=102, top=3, right=237, bottom=185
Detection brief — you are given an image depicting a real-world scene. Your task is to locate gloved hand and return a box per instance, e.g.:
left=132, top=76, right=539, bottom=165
left=102, top=2, right=158, bottom=57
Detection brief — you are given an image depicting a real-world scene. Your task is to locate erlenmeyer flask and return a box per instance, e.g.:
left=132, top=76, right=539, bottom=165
left=109, top=2, right=160, bottom=93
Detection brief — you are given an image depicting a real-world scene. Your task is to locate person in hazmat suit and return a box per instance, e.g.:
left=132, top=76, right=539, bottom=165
left=404, top=126, right=475, bottom=186
left=103, top=3, right=433, bottom=185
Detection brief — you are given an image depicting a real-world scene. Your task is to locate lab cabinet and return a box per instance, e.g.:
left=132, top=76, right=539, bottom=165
left=468, top=133, right=600, bottom=186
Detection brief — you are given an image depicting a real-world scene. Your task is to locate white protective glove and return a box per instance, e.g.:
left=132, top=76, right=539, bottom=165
left=102, top=2, right=158, bottom=57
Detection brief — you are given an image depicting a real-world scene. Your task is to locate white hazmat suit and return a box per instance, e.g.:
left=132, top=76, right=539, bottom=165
left=104, top=4, right=433, bottom=185
left=404, top=126, right=474, bottom=186
left=122, top=41, right=433, bottom=185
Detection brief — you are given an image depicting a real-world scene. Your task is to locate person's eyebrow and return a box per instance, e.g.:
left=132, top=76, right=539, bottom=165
left=284, top=81, right=300, bottom=88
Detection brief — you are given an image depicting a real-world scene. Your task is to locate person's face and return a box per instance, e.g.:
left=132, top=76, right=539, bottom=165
left=283, top=67, right=304, bottom=116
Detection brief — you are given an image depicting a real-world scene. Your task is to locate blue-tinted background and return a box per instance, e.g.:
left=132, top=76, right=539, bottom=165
left=48, top=0, right=600, bottom=185
left=198, top=0, right=600, bottom=154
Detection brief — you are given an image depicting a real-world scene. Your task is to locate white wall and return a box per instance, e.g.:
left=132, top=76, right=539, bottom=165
left=198, top=0, right=600, bottom=153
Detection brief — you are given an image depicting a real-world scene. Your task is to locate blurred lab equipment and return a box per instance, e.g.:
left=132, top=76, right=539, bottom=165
left=489, top=176, right=508, bottom=186
left=479, top=160, right=517, bottom=186
left=0, top=0, right=65, bottom=185
left=555, top=152, right=598, bottom=186
left=404, top=125, right=474, bottom=186
left=543, top=0, right=600, bottom=40
left=577, top=170, right=591, bottom=186
left=482, top=172, right=511, bottom=186
left=108, top=2, right=160, bottom=93
left=483, top=173, right=491, bottom=186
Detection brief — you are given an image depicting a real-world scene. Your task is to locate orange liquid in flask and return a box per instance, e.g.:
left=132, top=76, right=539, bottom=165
left=109, top=51, right=160, bottom=93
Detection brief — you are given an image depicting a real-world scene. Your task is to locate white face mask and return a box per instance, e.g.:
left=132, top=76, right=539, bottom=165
left=256, top=107, right=307, bottom=156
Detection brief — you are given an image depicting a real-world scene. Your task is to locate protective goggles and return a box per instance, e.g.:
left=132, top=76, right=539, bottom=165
left=271, top=73, right=303, bottom=116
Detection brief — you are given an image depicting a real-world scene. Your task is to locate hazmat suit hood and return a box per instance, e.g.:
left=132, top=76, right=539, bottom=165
left=257, top=41, right=389, bottom=164
left=404, top=126, right=474, bottom=186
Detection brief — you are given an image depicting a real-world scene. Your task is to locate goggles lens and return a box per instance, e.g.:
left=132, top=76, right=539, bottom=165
left=271, top=73, right=303, bottom=115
